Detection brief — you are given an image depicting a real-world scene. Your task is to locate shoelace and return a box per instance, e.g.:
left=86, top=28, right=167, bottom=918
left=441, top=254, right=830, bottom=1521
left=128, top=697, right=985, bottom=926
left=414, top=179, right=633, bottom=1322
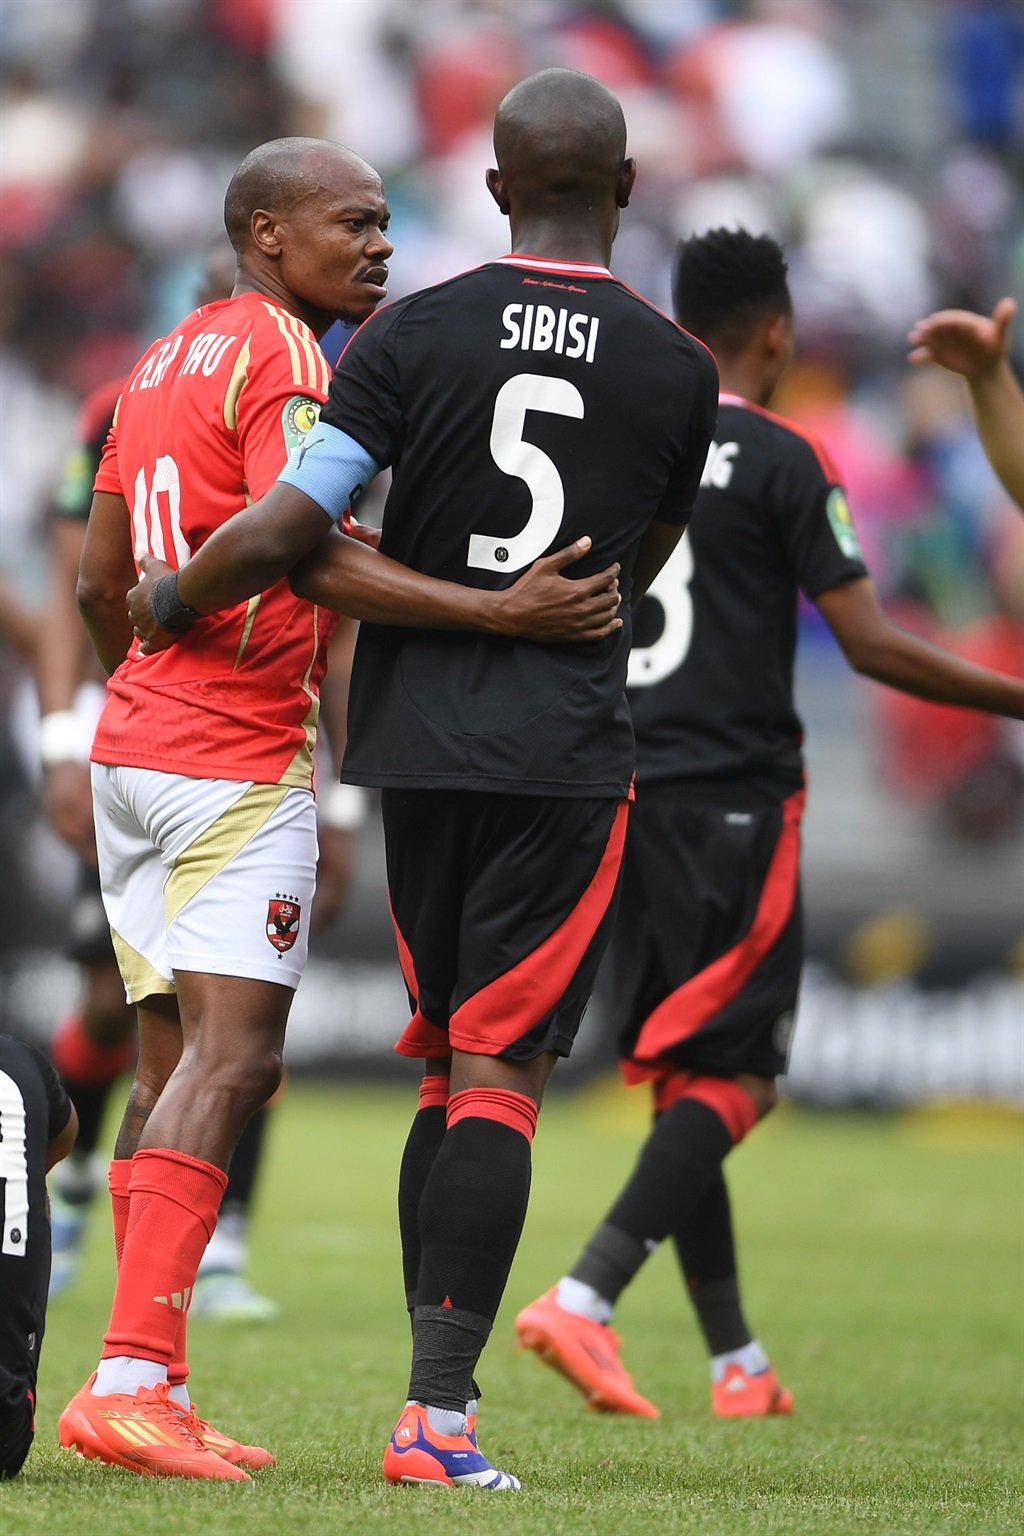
left=142, top=1384, right=207, bottom=1447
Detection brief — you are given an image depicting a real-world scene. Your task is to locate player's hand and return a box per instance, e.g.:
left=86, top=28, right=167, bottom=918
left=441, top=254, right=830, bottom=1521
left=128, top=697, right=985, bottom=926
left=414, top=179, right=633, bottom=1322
left=342, top=510, right=382, bottom=549
left=908, top=298, right=1017, bottom=381
left=493, top=537, right=622, bottom=642
left=127, top=555, right=177, bottom=654
left=42, top=760, right=97, bottom=861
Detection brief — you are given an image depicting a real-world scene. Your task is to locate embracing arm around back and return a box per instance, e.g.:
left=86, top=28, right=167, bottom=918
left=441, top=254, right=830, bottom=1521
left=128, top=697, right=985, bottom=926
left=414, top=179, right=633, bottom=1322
left=817, top=576, right=1024, bottom=719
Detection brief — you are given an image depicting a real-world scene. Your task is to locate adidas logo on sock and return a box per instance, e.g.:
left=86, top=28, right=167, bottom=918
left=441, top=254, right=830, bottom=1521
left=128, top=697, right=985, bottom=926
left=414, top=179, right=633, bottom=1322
left=152, top=1286, right=193, bottom=1311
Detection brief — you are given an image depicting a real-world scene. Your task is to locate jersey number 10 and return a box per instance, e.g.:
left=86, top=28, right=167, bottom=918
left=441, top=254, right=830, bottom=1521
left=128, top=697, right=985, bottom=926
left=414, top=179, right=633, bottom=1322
left=131, top=456, right=190, bottom=568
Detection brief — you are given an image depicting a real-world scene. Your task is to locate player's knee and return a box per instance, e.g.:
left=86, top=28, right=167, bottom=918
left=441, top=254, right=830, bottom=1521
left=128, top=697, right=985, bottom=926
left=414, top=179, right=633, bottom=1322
left=212, top=1048, right=283, bottom=1116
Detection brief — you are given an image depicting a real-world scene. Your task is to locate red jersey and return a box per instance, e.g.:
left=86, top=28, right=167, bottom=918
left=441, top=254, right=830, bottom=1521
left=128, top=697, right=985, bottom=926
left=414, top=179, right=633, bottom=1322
left=91, top=292, right=335, bottom=788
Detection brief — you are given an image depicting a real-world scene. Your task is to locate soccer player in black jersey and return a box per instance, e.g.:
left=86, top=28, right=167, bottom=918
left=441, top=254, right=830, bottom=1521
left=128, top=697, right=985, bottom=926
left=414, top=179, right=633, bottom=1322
left=516, top=229, right=1024, bottom=1422
left=126, top=73, right=718, bottom=1488
left=1, top=1034, right=77, bottom=1477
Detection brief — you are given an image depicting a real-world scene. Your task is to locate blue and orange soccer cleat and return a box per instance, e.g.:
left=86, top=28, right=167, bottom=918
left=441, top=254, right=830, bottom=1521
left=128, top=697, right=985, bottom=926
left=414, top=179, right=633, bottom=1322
left=515, top=1288, right=659, bottom=1417
left=383, top=1403, right=520, bottom=1489
left=58, top=1376, right=250, bottom=1480
left=712, top=1362, right=794, bottom=1418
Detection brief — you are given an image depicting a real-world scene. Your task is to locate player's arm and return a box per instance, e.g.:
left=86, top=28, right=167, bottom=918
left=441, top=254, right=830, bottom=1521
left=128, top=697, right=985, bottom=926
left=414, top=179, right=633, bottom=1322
left=0, top=577, right=37, bottom=662
left=631, top=520, right=684, bottom=605
left=908, top=298, right=1024, bottom=508
left=46, top=1102, right=79, bottom=1173
left=35, top=518, right=97, bottom=856
left=76, top=491, right=138, bottom=676
left=311, top=617, right=362, bottom=932
left=817, top=576, right=1024, bottom=719
left=630, top=338, right=718, bottom=605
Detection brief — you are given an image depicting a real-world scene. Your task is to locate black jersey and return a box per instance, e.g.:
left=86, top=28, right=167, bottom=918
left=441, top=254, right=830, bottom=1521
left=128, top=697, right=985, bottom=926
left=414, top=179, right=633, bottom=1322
left=628, top=393, right=868, bottom=799
left=320, top=255, right=718, bottom=798
left=0, top=1036, right=72, bottom=1385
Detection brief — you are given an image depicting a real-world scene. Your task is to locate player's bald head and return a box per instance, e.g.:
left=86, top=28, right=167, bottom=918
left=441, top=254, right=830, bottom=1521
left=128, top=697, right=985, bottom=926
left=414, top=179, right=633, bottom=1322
left=223, top=138, right=379, bottom=254
left=493, top=70, right=627, bottom=200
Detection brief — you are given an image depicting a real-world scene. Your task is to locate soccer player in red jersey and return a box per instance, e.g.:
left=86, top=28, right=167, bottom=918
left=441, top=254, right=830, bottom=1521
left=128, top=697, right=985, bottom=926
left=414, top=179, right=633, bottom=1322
left=60, top=135, right=621, bottom=1482
left=127, top=75, right=719, bottom=1489
left=515, top=230, right=1024, bottom=1423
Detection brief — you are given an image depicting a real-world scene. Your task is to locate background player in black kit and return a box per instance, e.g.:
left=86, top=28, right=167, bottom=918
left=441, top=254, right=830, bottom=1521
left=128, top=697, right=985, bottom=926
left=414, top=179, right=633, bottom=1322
left=127, top=72, right=718, bottom=1489
left=516, top=230, right=1024, bottom=1423
left=0, top=1034, right=77, bottom=1477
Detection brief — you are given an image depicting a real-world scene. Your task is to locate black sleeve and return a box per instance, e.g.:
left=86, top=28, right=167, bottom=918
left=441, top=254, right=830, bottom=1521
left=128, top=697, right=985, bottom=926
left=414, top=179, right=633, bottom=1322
left=53, top=408, right=115, bottom=523
left=320, top=306, right=405, bottom=470
left=25, top=1046, right=73, bottom=1143
left=652, top=341, right=719, bottom=526
left=768, top=430, right=869, bottom=597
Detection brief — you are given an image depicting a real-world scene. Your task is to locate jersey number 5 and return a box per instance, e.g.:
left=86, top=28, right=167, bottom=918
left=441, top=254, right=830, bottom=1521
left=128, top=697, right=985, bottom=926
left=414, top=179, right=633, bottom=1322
left=0, top=1070, right=29, bottom=1258
left=468, top=373, right=584, bottom=574
left=627, top=532, right=695, bottom=688
left=131, top=456, right=190, bottom=568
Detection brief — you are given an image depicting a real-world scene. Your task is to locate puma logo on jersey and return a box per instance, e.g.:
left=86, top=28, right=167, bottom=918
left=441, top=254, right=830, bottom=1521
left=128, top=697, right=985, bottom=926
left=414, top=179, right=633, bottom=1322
left=500, top=303, right=599, bottom=363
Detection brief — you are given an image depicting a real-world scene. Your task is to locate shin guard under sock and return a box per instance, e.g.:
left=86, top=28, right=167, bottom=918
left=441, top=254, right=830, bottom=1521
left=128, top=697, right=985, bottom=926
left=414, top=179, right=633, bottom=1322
left=408, top=1088, right=536, bottom=1411
left=102, top=1148, right=226, bottom=1364
left=398, top=1075, right=450, bottom=1311
left=571, top=1091, right=751, bottom=1306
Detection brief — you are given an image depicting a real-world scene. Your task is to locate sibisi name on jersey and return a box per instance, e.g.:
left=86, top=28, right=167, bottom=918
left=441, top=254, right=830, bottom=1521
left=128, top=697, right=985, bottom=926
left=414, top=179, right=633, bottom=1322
left=499, top=304, right=599, bottom=363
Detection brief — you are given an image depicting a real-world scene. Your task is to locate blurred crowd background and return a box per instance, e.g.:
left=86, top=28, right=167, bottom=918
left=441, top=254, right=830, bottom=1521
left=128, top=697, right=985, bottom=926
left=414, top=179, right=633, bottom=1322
left=1, top=0, right=1022, bottom=1098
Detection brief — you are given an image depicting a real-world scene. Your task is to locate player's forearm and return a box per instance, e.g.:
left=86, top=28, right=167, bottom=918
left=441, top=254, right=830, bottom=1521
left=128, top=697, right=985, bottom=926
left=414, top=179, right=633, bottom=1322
left=177, top=484, right=334, bottom=616
left=37, top=524, right=92, bottom=713
left=850, top=624, right=1024, bottom=720
left=290, top=535, right=505, bottom=633
left=967, top=361, right=1024, bottom=507
left=77, top=594, right=134, bottom=678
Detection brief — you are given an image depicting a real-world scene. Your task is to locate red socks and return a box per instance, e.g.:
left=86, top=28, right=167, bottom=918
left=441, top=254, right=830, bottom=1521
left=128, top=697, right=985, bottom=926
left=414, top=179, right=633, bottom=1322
left=102, top=1148, right=226, bottom=1365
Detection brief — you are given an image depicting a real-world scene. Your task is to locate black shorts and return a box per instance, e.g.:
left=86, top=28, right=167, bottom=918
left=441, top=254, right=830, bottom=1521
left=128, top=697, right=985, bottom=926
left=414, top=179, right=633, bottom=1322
left=67, top=859, right=115, bottom=966
left=612, top=783, right=805, bottom=1079
left=382, top=789, right=629, bottom=1062
left=0, top=1268, right=44, bottom=1481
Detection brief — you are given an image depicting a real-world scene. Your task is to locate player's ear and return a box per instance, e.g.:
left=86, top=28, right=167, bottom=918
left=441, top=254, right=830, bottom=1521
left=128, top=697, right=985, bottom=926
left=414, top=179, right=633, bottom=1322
left=250, top=208, right=283, bottom=259
left=486, top=168, right=509, bottom=216
left=616, top=157, right=636, bottom=209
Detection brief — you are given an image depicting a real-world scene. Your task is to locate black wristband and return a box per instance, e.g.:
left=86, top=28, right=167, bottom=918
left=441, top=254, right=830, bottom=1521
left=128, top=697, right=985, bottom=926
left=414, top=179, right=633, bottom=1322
left=149, top=573, right=201, bottom=635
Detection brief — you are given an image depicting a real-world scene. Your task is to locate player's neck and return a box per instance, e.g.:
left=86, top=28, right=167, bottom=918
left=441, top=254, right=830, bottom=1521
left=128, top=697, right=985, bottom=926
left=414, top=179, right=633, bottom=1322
left=508, top=218, right=613, bottom=270
left=230, top=272, right=333, bottom=339
left=716, top=360, right=774, bottom=409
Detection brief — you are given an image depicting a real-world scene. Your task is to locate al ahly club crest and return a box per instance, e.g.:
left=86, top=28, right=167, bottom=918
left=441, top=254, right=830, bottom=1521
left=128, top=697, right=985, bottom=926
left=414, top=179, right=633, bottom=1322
left=266, top=894, right=302, bottom=953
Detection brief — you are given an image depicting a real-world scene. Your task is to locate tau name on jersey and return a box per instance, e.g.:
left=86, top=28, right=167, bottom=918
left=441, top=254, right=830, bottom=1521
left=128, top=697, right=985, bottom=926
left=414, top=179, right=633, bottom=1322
left=500, top=304, right=600, bottom=363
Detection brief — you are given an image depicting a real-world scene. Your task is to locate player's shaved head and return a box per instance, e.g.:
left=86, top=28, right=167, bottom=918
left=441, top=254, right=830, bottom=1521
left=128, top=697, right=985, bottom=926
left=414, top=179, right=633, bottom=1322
left=493, top=70, right=627, bottom=202
left=223, top=138, right=379, bottom=254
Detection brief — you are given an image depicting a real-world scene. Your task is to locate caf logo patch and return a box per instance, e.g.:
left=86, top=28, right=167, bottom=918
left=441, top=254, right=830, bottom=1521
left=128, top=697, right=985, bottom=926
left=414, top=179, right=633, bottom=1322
left=266, top=896, right=302, bottom=953
left=825, top=487, right=863, bottom=562
left=282, top=396, right=322, bottom=456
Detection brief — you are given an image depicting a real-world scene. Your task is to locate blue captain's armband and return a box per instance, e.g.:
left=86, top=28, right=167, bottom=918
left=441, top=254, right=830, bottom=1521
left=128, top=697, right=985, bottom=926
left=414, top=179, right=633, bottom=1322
left=277, top=420, right=380, bottom=525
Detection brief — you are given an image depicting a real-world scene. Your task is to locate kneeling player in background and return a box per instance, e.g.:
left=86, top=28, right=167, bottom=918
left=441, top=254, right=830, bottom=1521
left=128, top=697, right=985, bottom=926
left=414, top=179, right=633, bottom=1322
left=517, top=229, right=1024, bottom=1420
left=1, top=1034, right=78, bottom=1477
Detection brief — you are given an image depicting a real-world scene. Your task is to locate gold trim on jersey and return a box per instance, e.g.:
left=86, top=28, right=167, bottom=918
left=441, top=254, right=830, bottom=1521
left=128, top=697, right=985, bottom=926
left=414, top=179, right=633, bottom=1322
left=223, top=337, right=251, bottom=431
left=279, top=604, right=321, bottom=789
left=165, top=783, right=290, bottom=925
left=261, top=302, right=330, bottom=393
left=110, top=929, right=175, bottom=1004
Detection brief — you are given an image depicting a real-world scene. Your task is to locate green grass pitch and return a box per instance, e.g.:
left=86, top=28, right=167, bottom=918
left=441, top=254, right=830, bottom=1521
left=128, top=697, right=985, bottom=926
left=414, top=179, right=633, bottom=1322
left=4, top=1081, right=1021, bottom=1534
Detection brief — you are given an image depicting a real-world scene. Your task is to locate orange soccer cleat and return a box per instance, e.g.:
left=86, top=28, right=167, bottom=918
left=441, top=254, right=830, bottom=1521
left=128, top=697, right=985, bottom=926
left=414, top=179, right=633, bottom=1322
left=515, top=1289, right=659, bottom=1418
left=172, top=1401, right=277, bottom=1470
left=712, top=1362, right=794, bottom=1418
left=58, top=1376, right=250, bottom=1480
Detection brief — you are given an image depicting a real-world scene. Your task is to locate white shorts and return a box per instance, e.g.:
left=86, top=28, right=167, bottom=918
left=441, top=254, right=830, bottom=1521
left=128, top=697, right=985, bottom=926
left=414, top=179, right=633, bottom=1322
left=91, top=764, right=318, bottom=1002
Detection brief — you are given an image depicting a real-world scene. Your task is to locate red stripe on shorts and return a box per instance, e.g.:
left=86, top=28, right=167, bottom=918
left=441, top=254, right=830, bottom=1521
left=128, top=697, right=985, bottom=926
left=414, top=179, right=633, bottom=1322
left=389, top=898, right=452, bottom=1059
left=625, top=786, right=805, bottom=1078
left=447, top=797, right=630, bottom=1055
